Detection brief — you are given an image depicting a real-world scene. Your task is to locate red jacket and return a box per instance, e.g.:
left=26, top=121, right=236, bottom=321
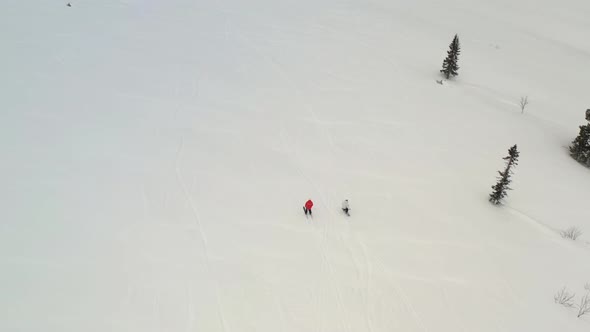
left=305, top=200, right=314, bottom=210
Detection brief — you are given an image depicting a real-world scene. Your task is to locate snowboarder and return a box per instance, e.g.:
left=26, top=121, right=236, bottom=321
left=342, top=199, right=350, bottom=216
left=303, top=199, right=314, bottom=217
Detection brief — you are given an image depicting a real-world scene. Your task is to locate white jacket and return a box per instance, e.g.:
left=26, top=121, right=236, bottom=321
left=342, top=200, right=349, bottom=210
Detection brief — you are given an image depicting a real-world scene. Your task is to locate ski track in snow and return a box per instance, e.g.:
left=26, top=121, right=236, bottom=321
left=440, top=286, right=468, bottom=332
left=357, top=236, right=376, bottom=332
left=272, top=293, right=287, bottom=332
left=505, top=205, right=590, bottom=252
left=235, top=30, right=337, bottom=149
left=292, top=150, right=354, bottom=332
left=376, top=255, right=430, bottom=332
left=252, top=25, right=363, bottom=324
left=174, top=136, right=230, bottom=332
left=274, top=84, right=356, bottom=331
left=186, top=280, right=196, bottom=332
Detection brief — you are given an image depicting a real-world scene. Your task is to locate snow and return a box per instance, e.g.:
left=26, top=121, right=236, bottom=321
left=2, top=0, right=590, bottom=331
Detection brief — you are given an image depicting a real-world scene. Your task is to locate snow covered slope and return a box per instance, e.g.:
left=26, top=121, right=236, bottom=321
left=2, top=0, right=590, bottom=331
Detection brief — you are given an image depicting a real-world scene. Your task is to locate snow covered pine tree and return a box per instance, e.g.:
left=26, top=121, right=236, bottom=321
left=489, top=145, right=520, bottom=205
left=440, top=34, right=460, bottom=79
left=569, top=110, right=590, bottom=167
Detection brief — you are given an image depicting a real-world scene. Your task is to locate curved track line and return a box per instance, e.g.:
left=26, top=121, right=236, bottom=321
left=175, top=136, right=230, bottom=332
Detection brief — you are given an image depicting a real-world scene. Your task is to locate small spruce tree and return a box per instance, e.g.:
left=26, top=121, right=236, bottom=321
left=440, top=34, right=460, bottom=79
left=489, top=145, right=520, bottom=205
left=570, top=123, right=590, bottom=166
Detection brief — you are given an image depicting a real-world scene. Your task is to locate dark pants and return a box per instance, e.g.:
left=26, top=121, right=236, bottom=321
left=304, top=207, right=312, bottom=215
left=343, top=208, right=349, bottom=215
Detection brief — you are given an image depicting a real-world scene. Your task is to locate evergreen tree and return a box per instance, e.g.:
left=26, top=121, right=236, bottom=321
left=440, top=34, right=460, bottom=79
left=489, top=145, right=520, bottom=205
left=569, top=123, right=590, bottom=166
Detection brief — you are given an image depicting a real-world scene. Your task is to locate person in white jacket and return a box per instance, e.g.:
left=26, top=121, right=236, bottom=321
left=342, top=199, right=350, bottom=216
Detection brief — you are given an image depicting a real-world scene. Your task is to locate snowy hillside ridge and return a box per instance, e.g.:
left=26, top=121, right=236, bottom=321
left=2, top=0, right=590, bottom=331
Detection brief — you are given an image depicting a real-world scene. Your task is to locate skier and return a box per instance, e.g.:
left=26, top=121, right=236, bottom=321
left=342, top=199, right=350, bottom=216
left=303, top=199, right=314, bottom=217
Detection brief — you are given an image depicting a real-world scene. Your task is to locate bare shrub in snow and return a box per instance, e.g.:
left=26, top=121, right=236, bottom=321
left=554, top=287, right=576, bottom=307
left=577, top=293, right=590, bottom=318
left=560, top=227, right=582, bottom=240
left=519, top=96, right=529, bottom=114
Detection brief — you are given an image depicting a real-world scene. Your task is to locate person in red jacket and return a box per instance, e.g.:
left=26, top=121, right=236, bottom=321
left=303, top=199, right=314, bottom=216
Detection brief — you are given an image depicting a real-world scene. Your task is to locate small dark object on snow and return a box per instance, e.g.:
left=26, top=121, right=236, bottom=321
left=436, top=79, right=443, bottom=85
left=585, top=109, right=590, bottom=121
left=342, top=199, right=350, bottom=216
left=67, top=3, right=72, bottom=7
